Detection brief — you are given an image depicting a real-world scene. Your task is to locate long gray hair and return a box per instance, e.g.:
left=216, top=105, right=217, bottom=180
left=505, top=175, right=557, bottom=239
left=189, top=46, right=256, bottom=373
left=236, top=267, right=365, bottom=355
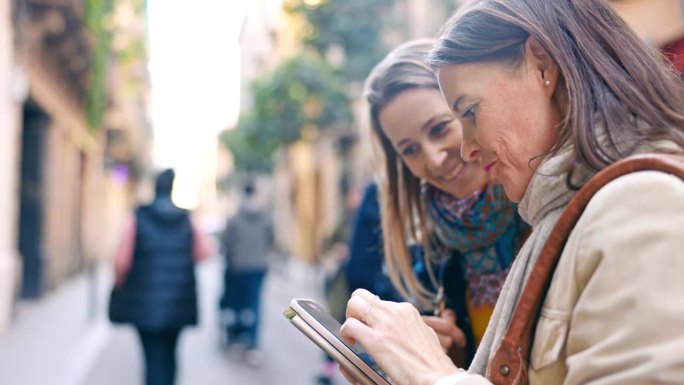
left=428, top=0, right=684, bottom=187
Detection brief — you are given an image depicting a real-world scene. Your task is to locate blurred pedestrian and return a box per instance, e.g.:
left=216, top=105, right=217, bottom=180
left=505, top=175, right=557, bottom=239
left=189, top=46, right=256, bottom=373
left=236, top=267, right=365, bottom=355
left=219, top=181, right=274, bottom=365
left=109, top=168, right=212, bottom=385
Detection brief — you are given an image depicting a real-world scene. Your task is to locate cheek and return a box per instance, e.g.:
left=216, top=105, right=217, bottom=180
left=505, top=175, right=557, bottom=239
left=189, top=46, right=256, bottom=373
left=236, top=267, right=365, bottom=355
left=493, top=103, right=551, bottom=164
left=401, top=157, right=426, bottom=179
left=514, top=91, right=558, bottom=149
left=495, top=156, right=536, bottom=201
left=448, top=123, right=465, bottom=146
left=472, top=112, right=506, bottom=152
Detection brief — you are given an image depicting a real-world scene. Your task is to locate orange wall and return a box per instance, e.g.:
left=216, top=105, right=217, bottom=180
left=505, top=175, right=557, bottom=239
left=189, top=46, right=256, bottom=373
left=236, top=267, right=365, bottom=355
left=611, top=0, right=684, bottom=46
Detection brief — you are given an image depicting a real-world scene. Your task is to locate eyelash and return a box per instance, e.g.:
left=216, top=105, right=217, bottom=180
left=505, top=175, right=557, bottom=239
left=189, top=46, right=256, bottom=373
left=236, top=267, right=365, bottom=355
left=401, top=144, right=419, bottom=157
left=400, top=120, right=450, bottom=157
left=462, top=105, right=477, bottom=122
left=430, top=121, right=449, bottom=137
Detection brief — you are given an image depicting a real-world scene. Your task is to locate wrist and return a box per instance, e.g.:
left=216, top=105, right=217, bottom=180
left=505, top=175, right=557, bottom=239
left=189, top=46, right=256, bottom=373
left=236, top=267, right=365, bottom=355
left=420, top=367, right=464, bottom=385
left=432, top=370, right=468, bottom=385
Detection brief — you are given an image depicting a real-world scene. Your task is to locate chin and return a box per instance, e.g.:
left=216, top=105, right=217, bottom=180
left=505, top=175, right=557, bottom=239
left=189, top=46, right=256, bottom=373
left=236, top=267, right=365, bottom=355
left=435, top=187, right=459, bottom=199
left=502, top=183, right=523, bottom=203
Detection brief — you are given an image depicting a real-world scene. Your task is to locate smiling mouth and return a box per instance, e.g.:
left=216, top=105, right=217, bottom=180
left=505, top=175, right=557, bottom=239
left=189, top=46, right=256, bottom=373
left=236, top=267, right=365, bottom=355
left=439, top=163, right=466, bottom=183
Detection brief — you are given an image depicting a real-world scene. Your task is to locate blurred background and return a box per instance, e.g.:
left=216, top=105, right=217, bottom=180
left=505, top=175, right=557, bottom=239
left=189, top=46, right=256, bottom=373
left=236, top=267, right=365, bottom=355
left=0, top=0, right=683, bottom=384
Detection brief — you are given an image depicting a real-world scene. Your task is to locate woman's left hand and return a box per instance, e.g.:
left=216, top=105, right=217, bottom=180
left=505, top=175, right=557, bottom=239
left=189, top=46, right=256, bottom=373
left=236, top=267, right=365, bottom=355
left=340, top=289, right=461, bottom=385
left=422, top=309, right=467, bottom=367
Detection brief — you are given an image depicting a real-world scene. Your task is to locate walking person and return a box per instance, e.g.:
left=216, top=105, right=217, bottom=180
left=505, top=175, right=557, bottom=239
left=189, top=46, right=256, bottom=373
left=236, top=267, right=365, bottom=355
left=109, top=168, right=212, bottom=385
left=219, top=181, right=274, bottom=365
left=339, top=1, right=684, bottom=384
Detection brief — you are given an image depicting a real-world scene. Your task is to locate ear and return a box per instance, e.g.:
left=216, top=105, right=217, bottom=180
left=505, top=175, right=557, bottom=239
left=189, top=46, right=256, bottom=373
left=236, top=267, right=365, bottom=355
left=524, top=36, right=559, bottom=96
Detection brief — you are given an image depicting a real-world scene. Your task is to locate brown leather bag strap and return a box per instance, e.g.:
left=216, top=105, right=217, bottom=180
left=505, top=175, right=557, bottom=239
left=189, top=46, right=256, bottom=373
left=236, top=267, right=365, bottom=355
left=488, top=154, right=684, bottom=385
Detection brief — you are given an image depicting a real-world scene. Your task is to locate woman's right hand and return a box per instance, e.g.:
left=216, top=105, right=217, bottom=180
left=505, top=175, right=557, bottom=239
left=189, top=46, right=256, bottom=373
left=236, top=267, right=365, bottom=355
left=340, top=289, right=462, bottom=385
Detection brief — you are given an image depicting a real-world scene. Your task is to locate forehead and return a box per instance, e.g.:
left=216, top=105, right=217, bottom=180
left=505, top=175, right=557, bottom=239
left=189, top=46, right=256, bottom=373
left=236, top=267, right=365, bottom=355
left=380, top=87, right=449, bottom=120
left=378, top=88, right=450, bottom=136
left=437, top=62, right=517, bottom=103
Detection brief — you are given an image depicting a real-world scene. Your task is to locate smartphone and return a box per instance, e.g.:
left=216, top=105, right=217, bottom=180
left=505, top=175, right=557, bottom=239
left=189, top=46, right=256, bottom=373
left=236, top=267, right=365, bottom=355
left=284, top=298, right=392, bottom=385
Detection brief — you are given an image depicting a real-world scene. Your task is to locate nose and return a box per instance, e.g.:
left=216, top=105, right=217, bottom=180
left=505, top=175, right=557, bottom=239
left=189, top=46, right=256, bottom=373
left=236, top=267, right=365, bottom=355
left=460, top=124, right=482, bottom=163
left=425, top=144, right=448, bottom=175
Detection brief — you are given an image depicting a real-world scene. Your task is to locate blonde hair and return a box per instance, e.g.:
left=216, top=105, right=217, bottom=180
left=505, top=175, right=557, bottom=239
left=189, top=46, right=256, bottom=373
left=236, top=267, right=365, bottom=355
left=364, top=39, right=442, bottom=309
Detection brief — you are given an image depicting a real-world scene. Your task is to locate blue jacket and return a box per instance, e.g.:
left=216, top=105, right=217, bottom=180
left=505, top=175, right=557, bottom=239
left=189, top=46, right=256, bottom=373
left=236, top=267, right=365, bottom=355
left=345, top=183, right=401, bottom=302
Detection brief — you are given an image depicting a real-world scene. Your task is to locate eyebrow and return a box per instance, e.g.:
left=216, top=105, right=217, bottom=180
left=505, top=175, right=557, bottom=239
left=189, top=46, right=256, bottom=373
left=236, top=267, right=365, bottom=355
left=420, top=115, right=442, bottom=133
left=395, top=138, right=411, bottom=149
left=451, top=95, right=466, bottom=113
left=393, top=112, right=452, bottom=150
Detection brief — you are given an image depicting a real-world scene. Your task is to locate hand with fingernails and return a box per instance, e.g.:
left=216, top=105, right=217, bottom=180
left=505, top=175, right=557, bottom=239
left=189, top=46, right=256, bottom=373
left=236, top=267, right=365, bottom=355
left=340, top=289, right=462, bottom=385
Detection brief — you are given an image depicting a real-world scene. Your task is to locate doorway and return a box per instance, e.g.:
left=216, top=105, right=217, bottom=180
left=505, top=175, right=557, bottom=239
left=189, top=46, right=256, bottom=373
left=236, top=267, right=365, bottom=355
left=18, top=100, right=49, bottom=298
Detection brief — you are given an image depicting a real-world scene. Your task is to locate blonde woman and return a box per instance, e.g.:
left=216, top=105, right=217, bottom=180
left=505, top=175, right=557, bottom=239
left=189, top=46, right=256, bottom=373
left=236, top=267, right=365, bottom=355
left=363, top=39, right=529, bottom=366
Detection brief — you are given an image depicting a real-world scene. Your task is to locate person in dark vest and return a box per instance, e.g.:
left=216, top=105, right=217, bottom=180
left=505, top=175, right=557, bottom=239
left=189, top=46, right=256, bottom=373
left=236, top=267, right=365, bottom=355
left=112, top=168, right=212, bottom=385
left=219, top=181, right=274, bottom=365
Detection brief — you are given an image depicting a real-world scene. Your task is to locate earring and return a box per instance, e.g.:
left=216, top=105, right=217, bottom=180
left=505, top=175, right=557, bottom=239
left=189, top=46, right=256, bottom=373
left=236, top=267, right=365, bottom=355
left=544, top=80, right=551, bottom=86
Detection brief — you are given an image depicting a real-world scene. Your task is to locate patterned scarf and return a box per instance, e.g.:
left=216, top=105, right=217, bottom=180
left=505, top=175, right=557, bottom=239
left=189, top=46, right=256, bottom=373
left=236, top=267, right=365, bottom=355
left=468, top=147, right=580, bottom=375
left=426, top=184, right=520, bottom=308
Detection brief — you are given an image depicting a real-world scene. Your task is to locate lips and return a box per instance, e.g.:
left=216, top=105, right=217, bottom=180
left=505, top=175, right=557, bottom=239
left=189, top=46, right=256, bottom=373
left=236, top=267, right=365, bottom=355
left=439, top=162, right=466, bottom=183
left=485, top=161, right=497, bottom=173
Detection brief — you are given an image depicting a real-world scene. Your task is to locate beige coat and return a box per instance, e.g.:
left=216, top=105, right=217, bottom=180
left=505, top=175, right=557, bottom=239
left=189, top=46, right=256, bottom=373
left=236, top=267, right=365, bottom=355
left=458, top=170, right=684, bottom=385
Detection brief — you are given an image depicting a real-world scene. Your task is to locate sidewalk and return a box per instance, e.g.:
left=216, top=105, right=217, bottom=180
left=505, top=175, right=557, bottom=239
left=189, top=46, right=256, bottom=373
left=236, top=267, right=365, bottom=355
left=0, top=256, right=334, bottom=385
left=0, top=264, right=113, bottom=385
left=84, top=256, right=333, bottom=385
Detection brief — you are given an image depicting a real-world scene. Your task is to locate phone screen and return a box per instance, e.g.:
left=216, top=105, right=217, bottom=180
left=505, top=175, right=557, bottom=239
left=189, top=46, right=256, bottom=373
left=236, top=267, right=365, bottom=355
left=298, top=300, right=390, bottom=381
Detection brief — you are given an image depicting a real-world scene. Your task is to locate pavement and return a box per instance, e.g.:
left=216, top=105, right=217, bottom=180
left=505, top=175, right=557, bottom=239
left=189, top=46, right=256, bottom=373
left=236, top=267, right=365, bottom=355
left=0, top=256, right=342, bottom=385
left=0, top=264, right=113, bottom=385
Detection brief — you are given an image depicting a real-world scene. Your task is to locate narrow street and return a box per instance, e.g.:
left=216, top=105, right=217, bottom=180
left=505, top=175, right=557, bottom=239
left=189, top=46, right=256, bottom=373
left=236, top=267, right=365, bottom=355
left=0, top=256, right=344, bottom=385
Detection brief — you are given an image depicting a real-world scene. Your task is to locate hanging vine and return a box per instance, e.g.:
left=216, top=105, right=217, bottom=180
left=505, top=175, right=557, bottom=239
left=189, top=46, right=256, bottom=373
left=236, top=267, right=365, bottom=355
left=84, top=0, right=115, bottom=132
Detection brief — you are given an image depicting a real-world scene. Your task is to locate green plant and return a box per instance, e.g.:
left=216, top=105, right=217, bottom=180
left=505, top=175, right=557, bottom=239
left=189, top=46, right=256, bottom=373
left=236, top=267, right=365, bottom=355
left=221, top=113, right=277, bottom=173
left=84, top=0, right=115, bottom=132
left=224, top=52, right=352, bottom=172
left=285, top=0, right=394, bottom=82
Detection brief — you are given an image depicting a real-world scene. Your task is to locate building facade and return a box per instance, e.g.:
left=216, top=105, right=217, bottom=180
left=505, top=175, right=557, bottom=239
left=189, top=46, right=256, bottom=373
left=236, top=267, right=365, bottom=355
left=610, top=0, right=684, bottom=72
left=0, top=0, right=151, bottom=333
left=0, top=0, right=21, bottom=333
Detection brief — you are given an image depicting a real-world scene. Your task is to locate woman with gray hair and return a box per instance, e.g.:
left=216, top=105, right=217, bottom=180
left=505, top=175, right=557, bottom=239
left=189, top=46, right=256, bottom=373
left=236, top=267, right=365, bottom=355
left=340, top=1, right=684, bottom=384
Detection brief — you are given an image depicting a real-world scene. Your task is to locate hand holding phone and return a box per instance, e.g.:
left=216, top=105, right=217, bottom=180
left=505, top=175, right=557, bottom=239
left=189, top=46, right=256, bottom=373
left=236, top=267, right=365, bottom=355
left=283, top=298, right=391, bottom=385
